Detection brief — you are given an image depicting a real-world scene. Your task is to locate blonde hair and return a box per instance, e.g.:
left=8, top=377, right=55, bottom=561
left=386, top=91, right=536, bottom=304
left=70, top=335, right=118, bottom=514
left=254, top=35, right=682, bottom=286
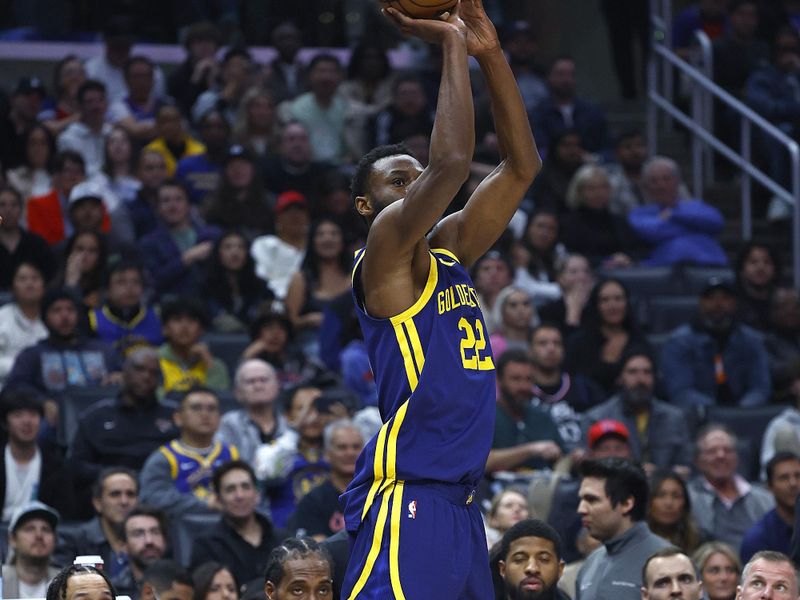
left=692, top=541, right=742, bottom=577
left=565, top=164, right=611, bottom=210
left=233, top=86, right=278, bottom=145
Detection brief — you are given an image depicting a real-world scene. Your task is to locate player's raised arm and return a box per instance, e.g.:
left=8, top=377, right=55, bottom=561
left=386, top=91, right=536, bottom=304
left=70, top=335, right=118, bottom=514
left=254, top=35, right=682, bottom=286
left=432, top=0, right=540, bottom=267
left=358, top=6, right=475, bottom=252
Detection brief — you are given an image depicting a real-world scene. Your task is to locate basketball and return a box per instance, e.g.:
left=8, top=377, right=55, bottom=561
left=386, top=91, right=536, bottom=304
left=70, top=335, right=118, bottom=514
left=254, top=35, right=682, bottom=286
left=380, top=0, right=458, bottom=19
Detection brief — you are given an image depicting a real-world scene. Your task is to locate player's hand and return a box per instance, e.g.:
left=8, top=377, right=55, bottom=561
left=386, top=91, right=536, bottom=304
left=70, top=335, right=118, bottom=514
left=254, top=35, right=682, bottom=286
left=459, top=0, right=500, bottom=57
left=382, top=3, right=467, bottom=45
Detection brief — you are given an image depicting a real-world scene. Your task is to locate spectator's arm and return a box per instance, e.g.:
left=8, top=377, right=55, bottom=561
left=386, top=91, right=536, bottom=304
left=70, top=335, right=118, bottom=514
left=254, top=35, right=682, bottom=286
left=628, top=208, right=685, bottom=243
left=139, top=450, right=217, bottom=518
left=5, top=347, right=41, bottom=391
left=671, top=201, right=724, bottom=234
left=485, top=441, right=561, bottom=473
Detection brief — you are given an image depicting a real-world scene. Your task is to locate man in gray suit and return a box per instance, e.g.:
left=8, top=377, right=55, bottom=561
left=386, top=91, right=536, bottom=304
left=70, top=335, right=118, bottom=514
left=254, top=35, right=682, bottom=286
left=2, top=501, right=61, bottom=598
left=583, top=350, right=691, bottom=477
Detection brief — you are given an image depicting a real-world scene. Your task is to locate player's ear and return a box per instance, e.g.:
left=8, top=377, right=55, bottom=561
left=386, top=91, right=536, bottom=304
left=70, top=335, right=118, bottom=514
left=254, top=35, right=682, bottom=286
left=355, top=194, right=373, bottom=217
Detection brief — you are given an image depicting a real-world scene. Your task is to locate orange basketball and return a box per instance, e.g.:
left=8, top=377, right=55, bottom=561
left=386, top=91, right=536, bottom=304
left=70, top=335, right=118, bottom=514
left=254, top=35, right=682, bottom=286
left=381, top=0, right=458, bottom=19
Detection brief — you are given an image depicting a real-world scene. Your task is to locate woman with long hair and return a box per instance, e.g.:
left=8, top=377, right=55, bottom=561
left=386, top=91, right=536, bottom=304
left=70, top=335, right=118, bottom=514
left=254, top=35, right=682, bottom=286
left=101, top=126, right=140, bottom=204
left=489, top=286, right=538, bottom=357
left=57, top=230, right=108, bottom=309
left=692, top=542, right=741, bottom=600
left=232, top=87, right=279, bottom=160
left=6, top=124, right=56, bottom=204
left=284, top=218, right=351, bottom=357
left=192, top=562, right=238, bottom=600
left=513, top=208, right=567, bottom=305
left=565, top=277, right=649, bottom=394
left=203, top=145, right=273, bottom=240
left=203, top=230, right=274, bottom=332
left=647, top=471, right=703, bottom=553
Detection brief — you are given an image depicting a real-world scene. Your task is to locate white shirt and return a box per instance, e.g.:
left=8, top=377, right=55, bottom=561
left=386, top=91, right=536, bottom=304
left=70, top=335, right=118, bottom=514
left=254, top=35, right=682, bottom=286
left=250, top=235, right=305, bottom=300
left=57, top=122, right=113, bottom=177
left=2, top=445, right=42, bottom=522
left=0, top=304, right=48, bottom=385
left=18, top=577, right=48, bottom=599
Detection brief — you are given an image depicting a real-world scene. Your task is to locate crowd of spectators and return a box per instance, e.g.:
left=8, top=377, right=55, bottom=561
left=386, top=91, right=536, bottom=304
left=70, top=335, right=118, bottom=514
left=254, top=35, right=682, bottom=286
left=0, top=2, right=799, bottom=599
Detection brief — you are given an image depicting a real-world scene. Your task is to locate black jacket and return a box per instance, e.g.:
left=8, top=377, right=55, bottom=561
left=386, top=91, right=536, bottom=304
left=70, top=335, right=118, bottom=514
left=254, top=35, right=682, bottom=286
left=191, top=512, right=287, bottom=588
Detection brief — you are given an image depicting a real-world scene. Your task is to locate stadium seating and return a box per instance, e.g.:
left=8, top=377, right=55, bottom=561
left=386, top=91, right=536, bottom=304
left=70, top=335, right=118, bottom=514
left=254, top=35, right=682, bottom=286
left=58, top=386, right=121, bottom=449
left=703, top=404, right=786, bottom=481
left=647, top=296, right=700, bottom=334
left=170, top=512, right=222, bottom=567
left=202, top=333, right=250, bottom=378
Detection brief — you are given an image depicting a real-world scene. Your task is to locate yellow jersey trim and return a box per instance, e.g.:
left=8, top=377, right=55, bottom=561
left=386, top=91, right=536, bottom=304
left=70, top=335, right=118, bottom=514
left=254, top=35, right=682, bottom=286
left=361, top=421, right=390, bottom=521
left=431, top=248, right=460, bottom=263
left=389, top=254, right=438, bottom=326
left=347, top=483, right=394, bottom=599
left=160, top=445, right=179, bottom=479
left=389, top=481, right=407, bottom=599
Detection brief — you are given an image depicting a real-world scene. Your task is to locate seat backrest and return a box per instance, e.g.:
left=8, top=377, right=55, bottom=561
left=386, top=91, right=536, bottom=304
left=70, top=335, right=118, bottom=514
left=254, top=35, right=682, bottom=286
left=704, top=404, right=786, bottom=480
left=59, top=386, right=120, bottom=448
left=202, top=333, right=250, bottom=377
left=597, top=266, right=679, bottom=302
left=677, top=266, right=735, bottom=296
left=170, top=512, right=221, bottom=567
left=647, top=296, right=699, bottom=334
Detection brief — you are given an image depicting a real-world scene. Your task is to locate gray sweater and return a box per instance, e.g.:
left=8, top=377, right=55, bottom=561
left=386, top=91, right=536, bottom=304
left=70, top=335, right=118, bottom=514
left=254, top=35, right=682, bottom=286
left=576, top=521, right=670, bottom=600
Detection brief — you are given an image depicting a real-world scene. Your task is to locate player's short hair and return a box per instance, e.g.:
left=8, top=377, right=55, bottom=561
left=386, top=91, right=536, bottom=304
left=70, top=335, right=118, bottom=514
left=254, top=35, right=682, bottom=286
left=264, top=537, right=333, bottom=586
left=642, top=547, right=695, bottom=587
left=498, top=519, right=563, bottom=563
left=350, top=143, right=411, bottom=203
left=578, top=457, right=649, bottom=521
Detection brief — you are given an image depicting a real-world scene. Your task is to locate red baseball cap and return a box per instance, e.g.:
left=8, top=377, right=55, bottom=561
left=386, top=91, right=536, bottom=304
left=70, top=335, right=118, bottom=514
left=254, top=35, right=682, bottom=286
left=275, top=190, right=308, bottom=214
left=587, top=419, right=630, bottom=449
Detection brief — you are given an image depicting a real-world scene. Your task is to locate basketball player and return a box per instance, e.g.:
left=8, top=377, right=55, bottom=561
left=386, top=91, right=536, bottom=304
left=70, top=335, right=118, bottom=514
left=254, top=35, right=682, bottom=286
left=340, top=0, right=540, bottom=598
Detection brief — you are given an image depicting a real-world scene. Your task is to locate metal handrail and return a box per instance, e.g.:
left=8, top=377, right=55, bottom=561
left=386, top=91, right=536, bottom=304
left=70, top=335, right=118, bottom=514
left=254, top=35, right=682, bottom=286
left=692, top=30, right=714, bottom=183
left=648, top=0, right=800, bottom=284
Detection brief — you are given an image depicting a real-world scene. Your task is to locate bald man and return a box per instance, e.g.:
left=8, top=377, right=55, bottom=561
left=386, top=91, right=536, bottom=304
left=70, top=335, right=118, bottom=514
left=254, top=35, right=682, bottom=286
left=216, top=359, right=287, bottom=464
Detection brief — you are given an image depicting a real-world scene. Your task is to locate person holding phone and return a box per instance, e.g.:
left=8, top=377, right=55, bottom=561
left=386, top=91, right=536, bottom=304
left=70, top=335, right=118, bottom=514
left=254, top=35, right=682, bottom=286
left=254, top=384, right=349, bottom=529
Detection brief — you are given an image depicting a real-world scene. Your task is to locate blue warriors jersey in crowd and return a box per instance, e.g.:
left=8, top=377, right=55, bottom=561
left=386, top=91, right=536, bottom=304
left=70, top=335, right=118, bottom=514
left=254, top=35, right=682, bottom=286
left=89, top=305, right=163, bottom=356
left=159, top=440, right=239, bottom=499
left=340, top=248, right=496, bottom=531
